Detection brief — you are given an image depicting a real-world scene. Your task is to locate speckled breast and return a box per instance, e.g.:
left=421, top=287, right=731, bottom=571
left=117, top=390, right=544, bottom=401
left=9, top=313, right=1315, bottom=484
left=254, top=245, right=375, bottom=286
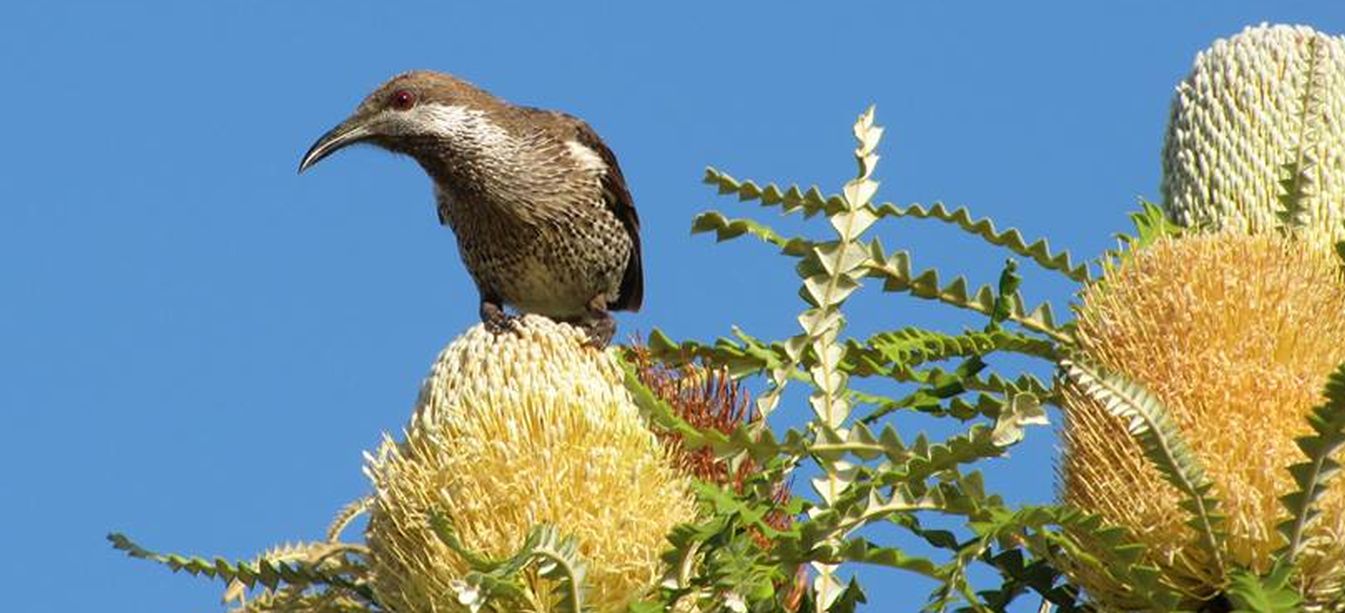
left=443, top=196, right=631, bottom=319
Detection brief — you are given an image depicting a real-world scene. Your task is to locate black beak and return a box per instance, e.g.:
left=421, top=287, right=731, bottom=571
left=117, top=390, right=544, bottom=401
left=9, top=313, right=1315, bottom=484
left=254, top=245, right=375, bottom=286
left=298, top=119, right=371, bottom=174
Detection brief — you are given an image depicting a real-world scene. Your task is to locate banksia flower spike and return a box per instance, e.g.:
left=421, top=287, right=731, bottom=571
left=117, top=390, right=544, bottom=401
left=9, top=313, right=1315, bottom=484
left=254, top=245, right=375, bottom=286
left=1162, top=24, right=1345, bottom=251
left=630, top=348, right=755, bottom=486
left=1059, top=232, right=1345, bottom=608
left=629, top=348, right=806, bottom=610
left=364, top=316, right=696, bottom=612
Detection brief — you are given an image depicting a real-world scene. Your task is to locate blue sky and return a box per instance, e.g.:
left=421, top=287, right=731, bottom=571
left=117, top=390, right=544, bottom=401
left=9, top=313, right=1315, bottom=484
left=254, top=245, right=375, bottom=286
left=3, top=2, right=1343, bottom=611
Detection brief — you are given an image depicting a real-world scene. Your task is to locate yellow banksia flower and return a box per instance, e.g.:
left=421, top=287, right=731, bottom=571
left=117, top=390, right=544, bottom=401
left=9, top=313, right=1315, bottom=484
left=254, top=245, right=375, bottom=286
left=364, top=316, right=696, bottom=612
left=1060, top=232, right=1345, bottom=608
left=1162, top=24, right=1345, bottom=251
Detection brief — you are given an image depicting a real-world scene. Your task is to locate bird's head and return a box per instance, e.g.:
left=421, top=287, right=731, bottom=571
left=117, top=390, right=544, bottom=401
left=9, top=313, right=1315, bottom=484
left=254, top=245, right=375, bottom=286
left=298, top=70, right=506, bottom=174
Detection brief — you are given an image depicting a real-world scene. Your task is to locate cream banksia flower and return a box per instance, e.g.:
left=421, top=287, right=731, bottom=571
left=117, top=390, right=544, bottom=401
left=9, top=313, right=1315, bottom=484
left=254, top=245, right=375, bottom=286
left=1060, top=232, right=1345, bottom=608
left=1161, top=24, right=1345, bottom=252
left=363, top=316, right=696, bottom=612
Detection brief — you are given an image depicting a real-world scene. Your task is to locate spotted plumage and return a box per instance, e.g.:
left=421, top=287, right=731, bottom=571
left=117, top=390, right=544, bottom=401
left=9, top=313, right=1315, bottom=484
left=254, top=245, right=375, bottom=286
left=299, top=71, right=641, bottom=346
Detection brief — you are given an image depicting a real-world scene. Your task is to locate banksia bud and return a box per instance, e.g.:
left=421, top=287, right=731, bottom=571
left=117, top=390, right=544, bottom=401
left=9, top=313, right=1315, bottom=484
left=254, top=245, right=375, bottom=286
left=1060, top=232, right=1345, bottom=608
left=364, top=316, right=696, bottom=612
left=1162, top=24, right=1345, bottom=251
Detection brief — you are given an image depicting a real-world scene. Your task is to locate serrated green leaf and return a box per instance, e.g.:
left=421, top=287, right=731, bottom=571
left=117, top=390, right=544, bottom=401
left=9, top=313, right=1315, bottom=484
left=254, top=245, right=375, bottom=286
left=842, top=327, right=1057, bottom=381
left=1119, top=200, right=1184, bottom=250
left=702, top=167, right=845, bottom=217
left=1226, top=564, right=1302, bottom=613
left=865, top=244, right=1072, bottom=344
left=869, top=201, right=1091, bottom=282
left=990, top=392, right=1048, bottom=447
left=690, top=211, right=812, bottom=256
left=1060, top=359, right=1226, bottom=572
left=107, top=533, right=374, bottom=604
left=1277, top=361, right=1345, bottom=562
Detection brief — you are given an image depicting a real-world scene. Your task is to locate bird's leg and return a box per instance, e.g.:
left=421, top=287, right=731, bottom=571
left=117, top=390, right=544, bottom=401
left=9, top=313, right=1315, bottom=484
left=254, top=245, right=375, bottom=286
left=479, top=295, right=517, bottom=334
left=579, top=293, right=617, bottom=349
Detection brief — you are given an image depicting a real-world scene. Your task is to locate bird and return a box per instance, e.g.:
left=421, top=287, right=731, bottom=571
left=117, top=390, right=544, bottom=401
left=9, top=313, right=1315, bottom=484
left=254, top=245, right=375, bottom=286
left=298, top=71, right=641, bottom=347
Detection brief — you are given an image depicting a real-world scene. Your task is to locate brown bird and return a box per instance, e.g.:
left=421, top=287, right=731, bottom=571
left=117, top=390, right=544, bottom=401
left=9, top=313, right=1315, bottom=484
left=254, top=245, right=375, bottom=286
left=298, top=71, right=641, bottom=346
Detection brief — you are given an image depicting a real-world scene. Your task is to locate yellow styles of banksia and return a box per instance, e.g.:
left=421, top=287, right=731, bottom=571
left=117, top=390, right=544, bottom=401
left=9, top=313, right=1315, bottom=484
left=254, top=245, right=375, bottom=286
left=1162, top=24, right=1345, bottom=252
left=1059, top=232, right=1345, bottom=608
left=363, top=316, right=696, bottom=612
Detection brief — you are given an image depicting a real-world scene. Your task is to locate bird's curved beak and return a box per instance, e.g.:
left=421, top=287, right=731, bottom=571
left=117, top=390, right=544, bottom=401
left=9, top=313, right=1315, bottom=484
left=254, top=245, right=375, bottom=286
left=298, top=119, right=372, bottom=174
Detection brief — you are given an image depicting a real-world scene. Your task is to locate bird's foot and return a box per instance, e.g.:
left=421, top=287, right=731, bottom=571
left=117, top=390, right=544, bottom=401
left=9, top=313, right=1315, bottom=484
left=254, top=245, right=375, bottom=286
left=575, top=294, right=617, bottom=349
left=480, top=300, right=519, bottom=335
left=580, top=313, right=617, bottom=349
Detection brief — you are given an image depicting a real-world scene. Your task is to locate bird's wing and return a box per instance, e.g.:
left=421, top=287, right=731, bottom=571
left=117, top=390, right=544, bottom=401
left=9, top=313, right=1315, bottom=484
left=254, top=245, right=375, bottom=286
left=566, top=116, right=643, bottom=312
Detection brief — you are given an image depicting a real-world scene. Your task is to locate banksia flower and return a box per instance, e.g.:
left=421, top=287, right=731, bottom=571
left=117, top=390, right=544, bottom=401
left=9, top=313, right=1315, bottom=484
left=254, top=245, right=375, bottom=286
left=630, top=348, right=755, bottom=486
left=1059, top=232, right=1345, bottom=607
left=1161, top=24, right=1345, bottom=252
left=364, top=316, right=696, bottom=612
left=629, top=348, right=805, bottom=610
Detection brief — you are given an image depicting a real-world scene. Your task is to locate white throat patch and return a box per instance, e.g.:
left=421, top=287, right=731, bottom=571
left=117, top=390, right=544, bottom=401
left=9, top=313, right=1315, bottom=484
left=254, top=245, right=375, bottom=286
left=406, top=104, right=512, bottom=151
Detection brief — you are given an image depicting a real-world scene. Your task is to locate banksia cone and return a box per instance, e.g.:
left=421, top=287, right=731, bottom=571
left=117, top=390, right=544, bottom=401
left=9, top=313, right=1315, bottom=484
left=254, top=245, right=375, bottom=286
left=364, top=316, right=696, bottom=612
left=1162, top=24, right=1345, bottom=251
left=1060, top=232, right=1345, bottom=608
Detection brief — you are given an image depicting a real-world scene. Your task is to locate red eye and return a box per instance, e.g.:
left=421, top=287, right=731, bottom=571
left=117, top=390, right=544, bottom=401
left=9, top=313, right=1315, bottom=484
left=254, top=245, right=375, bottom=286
left=390, top=89, right=416, bottom=111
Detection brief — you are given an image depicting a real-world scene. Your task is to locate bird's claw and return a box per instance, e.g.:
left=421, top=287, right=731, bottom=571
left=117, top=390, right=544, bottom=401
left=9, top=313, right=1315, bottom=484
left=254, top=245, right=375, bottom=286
left=481, top=298, right=615, bottom=348
left=480, top=301, right=519, bottom=335
left=580, top=313, right=616, bottom=349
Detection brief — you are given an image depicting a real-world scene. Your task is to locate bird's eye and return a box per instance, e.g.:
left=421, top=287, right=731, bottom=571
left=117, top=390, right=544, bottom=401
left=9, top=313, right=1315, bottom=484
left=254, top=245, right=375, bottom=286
left=390, top=89, right=416, bottom=111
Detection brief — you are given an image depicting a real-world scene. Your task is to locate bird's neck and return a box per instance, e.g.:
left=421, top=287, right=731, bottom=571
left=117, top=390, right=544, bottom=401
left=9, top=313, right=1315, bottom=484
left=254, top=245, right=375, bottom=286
left=416, top=138, right=551, bottom=225
left=401, top=104, right=574, bottom=225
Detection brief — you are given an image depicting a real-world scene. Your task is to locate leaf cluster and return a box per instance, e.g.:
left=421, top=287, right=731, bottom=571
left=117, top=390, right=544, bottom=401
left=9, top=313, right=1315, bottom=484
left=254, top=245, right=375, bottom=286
left=633, top=108, right=1345, bottom=612
left=108, top=105, right=1345, bottom=613
left=630, top=108, right=1087, bottom=612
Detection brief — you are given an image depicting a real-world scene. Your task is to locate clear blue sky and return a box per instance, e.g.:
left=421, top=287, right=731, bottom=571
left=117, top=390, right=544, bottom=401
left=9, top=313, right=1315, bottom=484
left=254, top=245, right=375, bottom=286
left=3, top=2, right=1342, bottom=611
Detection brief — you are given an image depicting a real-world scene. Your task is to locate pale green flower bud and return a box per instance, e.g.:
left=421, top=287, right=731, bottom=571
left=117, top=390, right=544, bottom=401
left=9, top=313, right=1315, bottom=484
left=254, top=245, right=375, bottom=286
left=1162, top=24, right=1345, bottom=251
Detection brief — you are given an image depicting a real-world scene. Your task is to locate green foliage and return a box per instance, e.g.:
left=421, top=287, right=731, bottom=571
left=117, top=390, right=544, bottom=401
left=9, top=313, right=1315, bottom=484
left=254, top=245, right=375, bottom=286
left=1276, top=159, right=1313, bottom=231
left=1277, top=362, right=1345, bottom=563
left=1059, top=359, right=1227, bottom=574
left=640, top=106, right=1345, bottom=612
left=845, top=328, right=1058, bottom=372
left=637, top=107, right=1085, bottom=612
left=1226, top=563, right=1302, bottom=613
left=862, top=242, right=1071, bottom=344
left=1116, top=200, right=1184, bottom=253
left=701, top=169, right=1091, bottom=282
left=429, top=515, right=589, bottom=612
left=647, top=479, right=809, bottom=611
left=1274, top=31, right=1327, bottom=235
left=107, top=532, right=377, bottom=610
left=689, top=211, right=1072, bottom=345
